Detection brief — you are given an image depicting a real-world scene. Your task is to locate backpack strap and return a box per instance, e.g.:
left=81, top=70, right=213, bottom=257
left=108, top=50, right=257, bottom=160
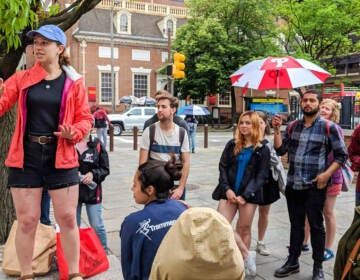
left=149, top=124, right=185, bottom=158
left=179, top=127, right=185, bottom=147
left=287, top=120, right=298, bottom=137
left=341, top=238, right=360, bottom=280
left=149, top=124, right=156, bottom=153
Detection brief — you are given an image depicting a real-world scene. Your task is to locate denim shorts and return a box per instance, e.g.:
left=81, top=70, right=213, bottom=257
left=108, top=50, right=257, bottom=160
left=8, top=138, right=79, bottom=190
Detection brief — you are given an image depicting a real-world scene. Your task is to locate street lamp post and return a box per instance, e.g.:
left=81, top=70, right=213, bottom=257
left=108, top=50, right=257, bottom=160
left=110, top=0, right=119, bottom=113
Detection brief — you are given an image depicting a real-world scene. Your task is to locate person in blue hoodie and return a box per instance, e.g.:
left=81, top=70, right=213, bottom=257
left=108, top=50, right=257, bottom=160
left=120, top=155, right=188, bottom=280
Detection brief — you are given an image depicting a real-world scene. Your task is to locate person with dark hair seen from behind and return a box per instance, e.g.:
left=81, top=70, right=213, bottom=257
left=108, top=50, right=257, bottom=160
left=120, top=155, right=188, bottom=280
left=0, top=25, right=93, bottom=280
left=272, top=89, right=347, bottom=280
left=76, top=132, right=110, bottom=252
left=93, top=106, right=112, bottom=149
left=143, top=90, right=189, bottom=135
left=185, top=115, right=198, bottom=153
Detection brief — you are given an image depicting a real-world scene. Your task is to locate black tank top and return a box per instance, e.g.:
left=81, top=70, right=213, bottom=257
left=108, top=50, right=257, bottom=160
left=26, top=71, right=66, bottom=136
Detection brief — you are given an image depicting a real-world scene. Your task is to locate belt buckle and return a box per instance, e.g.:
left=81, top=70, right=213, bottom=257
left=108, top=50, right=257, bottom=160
left=38, top=136, right=47, bottom=145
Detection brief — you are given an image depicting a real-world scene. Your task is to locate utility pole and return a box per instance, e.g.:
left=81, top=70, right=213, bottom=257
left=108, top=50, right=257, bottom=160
left=110, top=0, right=119, bottom=113
left=167, top=28, right=173, bottom=95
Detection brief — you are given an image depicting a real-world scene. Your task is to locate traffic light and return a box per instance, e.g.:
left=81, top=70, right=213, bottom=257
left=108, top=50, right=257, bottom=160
left=173, top=52, right=186, bottom=79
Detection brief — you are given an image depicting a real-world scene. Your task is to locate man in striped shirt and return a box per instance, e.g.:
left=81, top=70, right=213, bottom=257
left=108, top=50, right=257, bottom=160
left=272, top=89, right=347, bottom=280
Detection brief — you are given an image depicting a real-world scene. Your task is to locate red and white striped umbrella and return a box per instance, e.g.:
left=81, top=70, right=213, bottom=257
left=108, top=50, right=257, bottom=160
left=230, top=56, right=330, bottom=90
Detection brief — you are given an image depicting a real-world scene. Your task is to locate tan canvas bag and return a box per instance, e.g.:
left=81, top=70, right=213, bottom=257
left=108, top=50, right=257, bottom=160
left=1, top=220, right=56, bottom=276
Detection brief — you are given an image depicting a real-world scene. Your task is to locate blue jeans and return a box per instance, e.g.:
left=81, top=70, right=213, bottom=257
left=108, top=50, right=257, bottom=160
left=96, top=128, right=108, bottom=149
left=40, top=189, right=51, bottom=225
left=77, top=203, right=108, bottom=251
left=189, top=131, right=196, bottom=151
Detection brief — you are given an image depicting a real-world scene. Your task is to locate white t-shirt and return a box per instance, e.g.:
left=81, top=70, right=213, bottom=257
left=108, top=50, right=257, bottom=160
left=140, top=122, right=190, bottom=162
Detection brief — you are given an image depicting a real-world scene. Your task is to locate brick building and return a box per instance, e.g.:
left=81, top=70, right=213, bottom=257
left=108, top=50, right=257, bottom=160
left=68, top=0, right=188, bottom=113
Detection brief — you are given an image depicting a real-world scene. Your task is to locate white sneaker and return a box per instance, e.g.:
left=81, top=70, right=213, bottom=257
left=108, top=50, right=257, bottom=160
left=256, top=240, right=271, bottom=256
left=244, top=251, right=256, bottom=276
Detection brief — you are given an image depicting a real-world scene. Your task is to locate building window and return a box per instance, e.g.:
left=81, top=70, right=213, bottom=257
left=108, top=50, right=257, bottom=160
left=167, top=20, right=174, bottom=37
left=133, top=74, right=148, bottom=98
left=218, top=92, right=231, bottom=107
left=120, top=14, right=128, bottom=32
left=100, top=72, right=112, bottom=103
left=99, top=46, right=118, bottom=59
left=191, top=97, right=205, bottom=105
left=132, top=49, right=150, bottom=61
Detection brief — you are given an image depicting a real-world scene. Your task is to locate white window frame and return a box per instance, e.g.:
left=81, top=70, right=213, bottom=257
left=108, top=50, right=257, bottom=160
left=115, top=10, right=132, bottom=35
left=131, top=67, right=151, bottom=98
left=98, top=65, right=120, bottom=105
left=99, top=46, right=118, bottom=59
left=217, top=92, right=232, bottom=108
left=132, top=49, right=150, bottom=61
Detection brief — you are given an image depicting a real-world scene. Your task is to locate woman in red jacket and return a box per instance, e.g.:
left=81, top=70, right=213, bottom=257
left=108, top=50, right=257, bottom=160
left=0, top=25, right=92, bottom=280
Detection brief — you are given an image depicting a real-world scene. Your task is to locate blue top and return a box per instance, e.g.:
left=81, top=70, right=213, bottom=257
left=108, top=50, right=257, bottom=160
left=120, top=199, right=187, bottom=280
left=234, top=146, right=253, bottom=194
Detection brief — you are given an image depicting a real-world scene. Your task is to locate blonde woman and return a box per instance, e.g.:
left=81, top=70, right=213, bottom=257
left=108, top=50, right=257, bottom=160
left=303, top=98, right=343, bottom=261
left=212, top=111, right=270, bottom=276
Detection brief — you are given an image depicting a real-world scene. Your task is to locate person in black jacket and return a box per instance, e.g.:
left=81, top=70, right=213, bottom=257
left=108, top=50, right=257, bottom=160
left=76, top=133, right=110, bottom=251
left=212, top=111, right=270, bottom=277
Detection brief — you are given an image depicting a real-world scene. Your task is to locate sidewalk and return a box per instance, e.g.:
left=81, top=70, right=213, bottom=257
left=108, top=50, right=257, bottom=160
left=0, top=132, right=356, bottom=279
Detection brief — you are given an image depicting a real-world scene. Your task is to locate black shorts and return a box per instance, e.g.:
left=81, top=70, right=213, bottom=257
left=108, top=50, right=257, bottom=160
left=8, top=138, right=79, bottom=190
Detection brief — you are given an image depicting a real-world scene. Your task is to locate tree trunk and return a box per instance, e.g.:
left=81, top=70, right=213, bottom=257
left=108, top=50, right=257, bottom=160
left=0, top=109, right=16, bottom=243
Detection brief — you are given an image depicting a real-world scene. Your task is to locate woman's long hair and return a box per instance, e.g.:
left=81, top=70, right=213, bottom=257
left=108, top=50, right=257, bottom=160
left=234, top=111, right=261, bottom=155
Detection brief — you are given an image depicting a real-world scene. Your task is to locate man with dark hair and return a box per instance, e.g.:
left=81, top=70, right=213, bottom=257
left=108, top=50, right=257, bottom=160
left=272, top=89, right=347, bottom=280
left=143, top=90, right=189, bottom=135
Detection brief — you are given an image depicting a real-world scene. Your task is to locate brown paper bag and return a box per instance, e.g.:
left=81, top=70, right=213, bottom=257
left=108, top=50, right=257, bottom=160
left=1, top=220, right=56, bottom=276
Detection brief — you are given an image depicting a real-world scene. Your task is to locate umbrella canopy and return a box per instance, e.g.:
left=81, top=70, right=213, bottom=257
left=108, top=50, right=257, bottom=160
left=231, top=56, right=330, bottom=90
left=177, top=105, right=210, bottom=116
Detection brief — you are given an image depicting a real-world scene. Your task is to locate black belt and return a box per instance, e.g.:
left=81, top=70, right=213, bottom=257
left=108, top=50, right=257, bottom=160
left=28, top=135, right=55, bottom=145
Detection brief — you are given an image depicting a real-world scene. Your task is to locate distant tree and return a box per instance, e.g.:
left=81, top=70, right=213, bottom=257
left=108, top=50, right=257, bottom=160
left=0, top=0, right=101, bottom=243
left=173, top=0, right=281, bottom=113
left=275, top=0, right=360, bottom=62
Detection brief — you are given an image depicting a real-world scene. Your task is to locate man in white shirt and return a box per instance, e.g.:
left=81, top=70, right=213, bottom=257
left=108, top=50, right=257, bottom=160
left=139, top=95, right=190, bottom=200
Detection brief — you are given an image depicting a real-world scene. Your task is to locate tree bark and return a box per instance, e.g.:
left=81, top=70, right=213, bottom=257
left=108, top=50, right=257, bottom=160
left=0, top=0, right=101, bottom=243
left=0, top=110, right=16, bottom=244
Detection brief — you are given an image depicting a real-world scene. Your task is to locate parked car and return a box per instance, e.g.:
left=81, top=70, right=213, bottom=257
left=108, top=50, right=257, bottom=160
left=108, top=106, right=157, bottom=136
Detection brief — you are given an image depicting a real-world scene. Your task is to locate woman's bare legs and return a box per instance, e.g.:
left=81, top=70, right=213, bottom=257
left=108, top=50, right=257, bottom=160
left=258, top=205, right=270, bottom=241
left=237, top=202, right=257, bottom=249
left=323, top=195, right=337, bottom=250
left=50, top=185, right=82, bottom=278
left=217, top=199, right=249, bottom=257
left=11, top=187, right=42, bottom=277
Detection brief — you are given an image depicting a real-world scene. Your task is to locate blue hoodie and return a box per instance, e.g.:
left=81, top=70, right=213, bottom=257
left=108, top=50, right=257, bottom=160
left=120, top=199, right=187, bottom=280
